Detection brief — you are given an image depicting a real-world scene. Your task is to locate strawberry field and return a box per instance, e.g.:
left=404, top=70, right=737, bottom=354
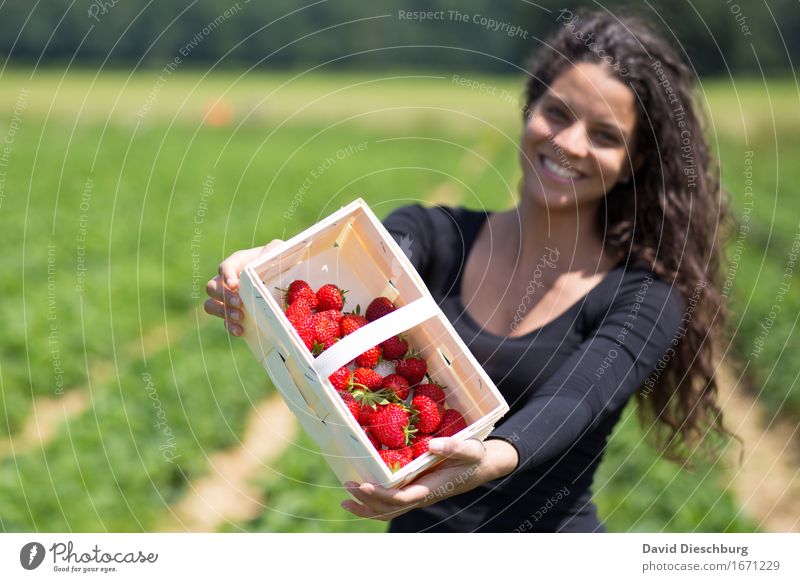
left=1, top=68, right=797, bottom=532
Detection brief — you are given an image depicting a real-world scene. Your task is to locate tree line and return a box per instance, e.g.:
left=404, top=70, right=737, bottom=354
left=1, top=0, right=796, bottom=76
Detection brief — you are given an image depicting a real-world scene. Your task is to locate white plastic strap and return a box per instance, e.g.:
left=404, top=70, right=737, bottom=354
left=312, top=295, right=440, bottom=378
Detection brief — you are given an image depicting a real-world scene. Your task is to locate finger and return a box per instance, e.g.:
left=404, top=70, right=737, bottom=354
left=224, top=320, right=243, bottom=337
left=219, top=251, right=248, bottom=291
left=203, top=298, right=226, bottom=319
left=428, top=437, right=485, bottom=463
left=352, top=481, right=429, bottom=507
left=345, top=483, right=410, bottom=514
left=203, top=298, right=243, bottom=323
left=340, top=500, right=399, bottom=521
left=205, top=276, right=242, bottom=307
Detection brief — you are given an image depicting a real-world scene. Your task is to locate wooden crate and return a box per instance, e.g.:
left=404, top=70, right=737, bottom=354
left=238, top=198, right=509, bottom=488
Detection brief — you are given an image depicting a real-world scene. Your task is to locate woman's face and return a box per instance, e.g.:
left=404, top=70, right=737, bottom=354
left=520, top=61, right=640, bottom=210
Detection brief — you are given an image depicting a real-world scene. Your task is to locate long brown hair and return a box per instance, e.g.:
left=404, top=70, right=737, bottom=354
left=523, top=9, right=735, bottom=463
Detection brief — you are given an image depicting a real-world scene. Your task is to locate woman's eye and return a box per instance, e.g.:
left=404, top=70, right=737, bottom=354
left=545, top=106, right=567, bottom=121
left=594, top=130, right=621, bottom=145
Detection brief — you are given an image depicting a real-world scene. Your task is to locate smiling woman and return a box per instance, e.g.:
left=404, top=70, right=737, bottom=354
left=205, top=9, right=734, bottom=533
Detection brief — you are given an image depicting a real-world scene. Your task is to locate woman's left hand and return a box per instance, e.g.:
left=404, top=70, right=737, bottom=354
left=341, top=437, right=518, bottom=521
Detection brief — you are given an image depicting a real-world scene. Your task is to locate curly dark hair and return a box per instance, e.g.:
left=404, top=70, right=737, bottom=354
left=522, top=8, right=735, bottom=463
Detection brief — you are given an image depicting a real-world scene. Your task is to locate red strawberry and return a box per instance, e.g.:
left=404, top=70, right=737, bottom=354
left=355, top=345, right=381, bottom=368
left=413, top=382, right=445, bottom=405
left=340, top=313, right=368, bottom=337
left=318, top=309, right=343, bottom=324
left=351, top=367, right=384, bottom=391
left=412, top=394, right=443, bottom=434
left=410, top=433, right=433, bottom=459
left=381, top=374, right=410, bottom=400
left=364, top=427, right=381, bottom=449
left=395, top=354, right=427, bottom=385
left=372, top=403, right=415, bottom=448
left=316, top=283, right=346, bottom=311
left=328, top=366, right=352, bottom=391
left=285, top=300, right=311, bottom=322
left=285, top=308, right=314, bottom=351
left=435, top=409, right=467, bottom=437
left=358, top=402, right=384, bottom=428
left=380, top=334, right=409, bottom=360
left=282, top=280, right=317, bottom=309
left=378, top=447, right=413, bottom=472
left=338, top=390, right=360, bottom=420
left=366, top=297, right=396, bottom=321
left=312, top=312, right=340, bottom=351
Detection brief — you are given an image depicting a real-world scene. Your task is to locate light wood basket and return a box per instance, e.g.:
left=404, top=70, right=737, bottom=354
left=238, top=198, right=509, bottom=488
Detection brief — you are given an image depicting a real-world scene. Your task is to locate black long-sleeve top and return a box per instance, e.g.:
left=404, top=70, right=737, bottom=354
left=381, top=204, right=684, bottom=532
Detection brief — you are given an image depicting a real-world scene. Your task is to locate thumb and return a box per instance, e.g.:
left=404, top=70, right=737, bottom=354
left=427, top=437, right=484, bottom=463
left=219, top=247, right=262, bottom=290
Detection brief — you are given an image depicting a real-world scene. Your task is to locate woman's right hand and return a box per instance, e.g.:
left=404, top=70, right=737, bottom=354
left=204, top=240, right=284, bottom=336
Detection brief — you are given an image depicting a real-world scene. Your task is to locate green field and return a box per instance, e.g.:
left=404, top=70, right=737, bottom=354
left=1, top=67, right=796, bottom=532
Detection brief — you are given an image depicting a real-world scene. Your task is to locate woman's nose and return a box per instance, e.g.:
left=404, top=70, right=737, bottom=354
left=552, top=122, right=589, bottom=159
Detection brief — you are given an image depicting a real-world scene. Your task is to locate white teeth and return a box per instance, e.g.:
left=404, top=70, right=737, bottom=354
left=542, top=156, right=581, bottom=179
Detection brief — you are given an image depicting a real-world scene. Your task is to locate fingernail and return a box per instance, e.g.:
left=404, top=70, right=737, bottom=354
left=230, top=295, right=241, bottom=307
left=429, top=442, right=443, bottom=453
left=230, top=310, right=241, bottom=321
left=226, top=278, right=237, bottom=289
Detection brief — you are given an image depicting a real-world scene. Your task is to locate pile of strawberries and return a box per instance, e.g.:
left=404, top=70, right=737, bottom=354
left=280, top=279, right=468, bottom=472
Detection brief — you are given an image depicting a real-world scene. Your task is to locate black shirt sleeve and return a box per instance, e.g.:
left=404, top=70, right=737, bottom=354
left=486, top=271, right=685, bottom=474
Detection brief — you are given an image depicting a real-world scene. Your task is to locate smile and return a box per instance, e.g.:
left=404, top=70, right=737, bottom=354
left=538, top=154, right=585, bottom=182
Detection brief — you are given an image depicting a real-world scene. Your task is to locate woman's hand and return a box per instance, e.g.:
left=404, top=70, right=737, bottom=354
left=341, top=437, right=519, bottom=521
left=204, top=240, right=284, bottom=336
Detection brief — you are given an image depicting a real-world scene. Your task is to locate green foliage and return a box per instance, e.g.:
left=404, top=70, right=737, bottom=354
left=594, top=405, right=757, bottom=532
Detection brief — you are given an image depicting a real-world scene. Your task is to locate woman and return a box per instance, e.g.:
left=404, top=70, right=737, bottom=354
left=204, top=10, right=731, bottom=532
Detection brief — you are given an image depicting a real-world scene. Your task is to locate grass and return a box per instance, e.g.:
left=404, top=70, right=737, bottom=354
left=1, top=67, right=793, bottom=532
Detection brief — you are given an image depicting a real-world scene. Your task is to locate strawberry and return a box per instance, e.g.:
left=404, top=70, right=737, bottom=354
left=413, top=382, right=446, bottom=405
left=410, top=433, right=433, bottom=459
left=281, top=280, right=317, bottom=309
left=328, top=366, right=352, bottom=391
left=351, top=367, right=384, bottom=391
left=366, top=297, right=396, bottom=321
left=355, top=345, right=381, bottom=368
left=340, top=312, right=368, bottom=337
left=381, top=374, right=410, bottom=401
left=285, top=300, right=311, bottom=322
left=285, top=304, right=315, bottom=351
left=351, top=384, right=392, bottom=423
left=358, top=402, right=384, bottom=428
left=380, top=334, right=409, bottom=361
left=364, top=427, right=381, bottom=449
left=316, top=283, right=346, bottom=311
left=379, top=447, right=413, bottom=471
left=318, top=308, right=343, bottom=324
left=435, top=409, right=467, bottom=438
left=338, top=390, right=360, bottom=420
left=412, top=394, right=443, bottom=434
left=395, top=353, right=427, bottom=386
left=312, top=312, right=340, bottom=351
left=372, top=403, right=416, bottom=448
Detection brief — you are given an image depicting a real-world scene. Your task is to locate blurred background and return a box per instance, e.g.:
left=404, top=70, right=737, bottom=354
left=1, top=0, right=798, bottom=532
